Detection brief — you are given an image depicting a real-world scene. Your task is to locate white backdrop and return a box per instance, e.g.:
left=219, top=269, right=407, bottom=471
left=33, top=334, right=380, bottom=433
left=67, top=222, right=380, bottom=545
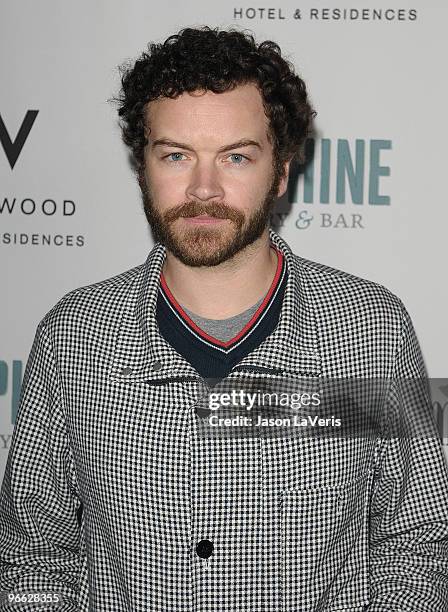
left=1, top=0, right=447, bottom=479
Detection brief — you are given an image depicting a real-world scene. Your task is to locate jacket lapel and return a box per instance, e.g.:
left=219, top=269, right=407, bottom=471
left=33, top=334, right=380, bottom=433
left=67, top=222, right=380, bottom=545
left=109, top=228, right=322, bottom=384
left=233, top=229, right=321, bottom=377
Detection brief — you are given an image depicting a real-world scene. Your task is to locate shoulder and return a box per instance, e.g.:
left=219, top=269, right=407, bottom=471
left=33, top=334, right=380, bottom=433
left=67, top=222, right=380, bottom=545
left=290, top=254, right=408, bottom=355
left=37, top=262, right=144, bottom=336
left=289, top=254, right=414, bottom=375
left=293, top=253, right=405, bottom=317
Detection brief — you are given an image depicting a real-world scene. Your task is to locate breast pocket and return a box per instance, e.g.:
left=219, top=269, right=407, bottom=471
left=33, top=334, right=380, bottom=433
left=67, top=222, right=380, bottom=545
left=281, top=471, right=372, bottom=611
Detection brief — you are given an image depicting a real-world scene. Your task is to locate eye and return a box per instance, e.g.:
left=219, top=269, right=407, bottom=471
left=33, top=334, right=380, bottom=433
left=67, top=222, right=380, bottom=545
left=228, top=153, right=249, bottom=165
left=164, top=152, right=186, bottom=162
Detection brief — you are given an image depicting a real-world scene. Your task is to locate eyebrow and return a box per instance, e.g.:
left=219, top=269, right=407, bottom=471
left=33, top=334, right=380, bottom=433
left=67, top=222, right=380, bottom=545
left=150, top=138, right=262, bottom=153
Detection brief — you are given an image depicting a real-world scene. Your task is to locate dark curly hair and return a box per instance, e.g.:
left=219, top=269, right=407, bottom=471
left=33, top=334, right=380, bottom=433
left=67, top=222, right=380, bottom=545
left=112, top=26, right=316, bottom=180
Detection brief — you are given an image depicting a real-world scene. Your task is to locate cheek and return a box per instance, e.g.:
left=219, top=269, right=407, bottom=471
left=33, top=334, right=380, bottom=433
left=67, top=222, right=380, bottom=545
left=146, top=168, right=186, bottom=203
left=227, top=174, right=273, bottom=204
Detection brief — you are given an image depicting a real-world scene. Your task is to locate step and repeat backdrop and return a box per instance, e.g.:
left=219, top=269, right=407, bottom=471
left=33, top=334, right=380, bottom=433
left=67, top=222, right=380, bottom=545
left=1, top=0, right=447, bottom=478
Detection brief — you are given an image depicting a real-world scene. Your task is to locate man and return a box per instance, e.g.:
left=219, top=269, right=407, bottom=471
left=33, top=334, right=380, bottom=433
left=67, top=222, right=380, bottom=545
left=1, top=26, right=448, bottom=612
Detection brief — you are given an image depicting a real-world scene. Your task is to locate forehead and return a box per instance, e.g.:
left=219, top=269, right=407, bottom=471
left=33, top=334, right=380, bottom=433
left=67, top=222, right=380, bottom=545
left=145, top=82, right=271, bottom=143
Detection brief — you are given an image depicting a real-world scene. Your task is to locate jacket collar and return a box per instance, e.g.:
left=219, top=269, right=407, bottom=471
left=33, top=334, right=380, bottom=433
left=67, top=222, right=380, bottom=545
left=110, top=228, right=321, bottom=383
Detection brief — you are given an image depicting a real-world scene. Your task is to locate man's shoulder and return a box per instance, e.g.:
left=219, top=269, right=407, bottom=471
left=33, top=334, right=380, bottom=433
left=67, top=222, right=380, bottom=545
left=38, top=261, right=145, bottom=333
left=290, top=252, right=405, bottom=319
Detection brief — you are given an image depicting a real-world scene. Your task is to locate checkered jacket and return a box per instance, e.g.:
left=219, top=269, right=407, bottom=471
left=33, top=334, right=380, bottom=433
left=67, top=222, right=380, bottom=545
left=1, top=228, right=448, bottom=611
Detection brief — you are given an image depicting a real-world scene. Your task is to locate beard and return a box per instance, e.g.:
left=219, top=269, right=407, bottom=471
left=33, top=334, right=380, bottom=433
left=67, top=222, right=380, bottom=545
left=139, top=167, right=281, bottom=267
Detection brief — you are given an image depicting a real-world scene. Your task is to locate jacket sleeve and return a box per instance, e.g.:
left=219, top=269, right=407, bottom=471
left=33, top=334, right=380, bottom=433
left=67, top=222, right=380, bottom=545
left=0, top=318, right=83, bottom=611
left=367, top=300, right=448, bottom=610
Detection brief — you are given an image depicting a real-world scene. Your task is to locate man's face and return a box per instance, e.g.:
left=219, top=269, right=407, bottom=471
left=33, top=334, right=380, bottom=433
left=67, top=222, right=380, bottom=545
left=140, top=82, right=289, bottom=267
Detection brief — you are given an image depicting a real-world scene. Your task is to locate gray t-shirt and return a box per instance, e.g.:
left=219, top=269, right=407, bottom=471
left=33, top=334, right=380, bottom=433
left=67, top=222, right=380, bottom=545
left=181, top=296, right=264, bottom=342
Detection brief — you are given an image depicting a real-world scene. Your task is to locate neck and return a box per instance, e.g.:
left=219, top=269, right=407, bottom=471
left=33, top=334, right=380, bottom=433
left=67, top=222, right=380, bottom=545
left=161, top=229, right=278, bottom=319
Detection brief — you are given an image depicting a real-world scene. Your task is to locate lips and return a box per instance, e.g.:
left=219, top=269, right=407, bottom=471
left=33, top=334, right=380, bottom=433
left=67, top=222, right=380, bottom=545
left=182, top=214, right=226, bottom=224
left=187, top=213, right=222, bottom=218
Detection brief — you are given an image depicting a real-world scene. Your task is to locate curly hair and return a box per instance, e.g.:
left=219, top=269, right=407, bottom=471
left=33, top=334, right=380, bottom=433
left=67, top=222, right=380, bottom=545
left=112, top=26, right=316, bottom=179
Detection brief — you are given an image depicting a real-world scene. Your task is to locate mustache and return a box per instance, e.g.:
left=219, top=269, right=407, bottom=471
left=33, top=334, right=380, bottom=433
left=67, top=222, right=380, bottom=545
left=164, top=201, right=244, bottom=224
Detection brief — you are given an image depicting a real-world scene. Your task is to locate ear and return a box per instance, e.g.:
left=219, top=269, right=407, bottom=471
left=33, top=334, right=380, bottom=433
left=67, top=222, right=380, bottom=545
left=277, top=159, right=291, bottom=199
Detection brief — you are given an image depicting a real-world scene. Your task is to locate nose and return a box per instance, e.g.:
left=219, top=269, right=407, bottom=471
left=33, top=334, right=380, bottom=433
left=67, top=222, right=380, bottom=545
left=186, top=160, right=225, bottom=202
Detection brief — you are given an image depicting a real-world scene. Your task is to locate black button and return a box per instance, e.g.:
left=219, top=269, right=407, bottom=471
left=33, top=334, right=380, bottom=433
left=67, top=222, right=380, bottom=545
left=195, top=406, right=211, bottom=419
left=196, top=539, right=213, bottom=559
left=120, top=367, right=133, bottom=376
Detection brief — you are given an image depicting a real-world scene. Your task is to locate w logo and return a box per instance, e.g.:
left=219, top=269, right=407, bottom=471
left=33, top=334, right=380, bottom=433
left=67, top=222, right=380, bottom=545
left=0, top=110, right=39, bottom=169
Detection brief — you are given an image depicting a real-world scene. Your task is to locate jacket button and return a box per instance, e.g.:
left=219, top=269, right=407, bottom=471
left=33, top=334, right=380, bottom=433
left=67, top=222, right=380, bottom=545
left=196, top=539, right=213, bottom=559
left=151, top=360, right=162, bottom=371
left=120, top=367, right=133, bottom=376
left=195, top=406, right=211, bottom=419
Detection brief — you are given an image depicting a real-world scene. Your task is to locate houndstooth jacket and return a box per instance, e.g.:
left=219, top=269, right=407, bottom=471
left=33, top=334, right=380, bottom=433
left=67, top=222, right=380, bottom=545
left=1, top=228, right=448, bottom=611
